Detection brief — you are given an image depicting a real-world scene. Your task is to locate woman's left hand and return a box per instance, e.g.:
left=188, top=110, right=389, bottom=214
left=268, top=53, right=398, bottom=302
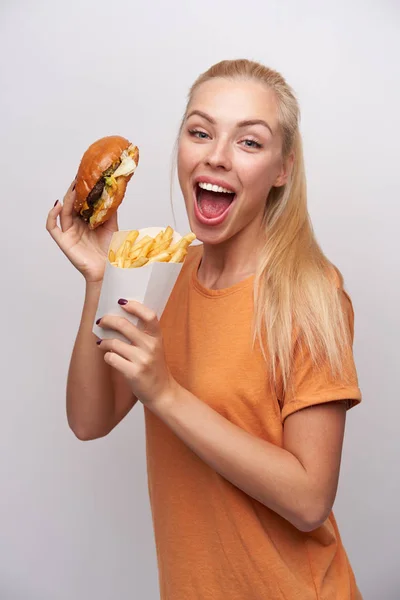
left=96, top=299, right=178, bottom=409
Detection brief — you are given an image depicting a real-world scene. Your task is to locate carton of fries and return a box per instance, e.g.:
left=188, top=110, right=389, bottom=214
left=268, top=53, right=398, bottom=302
left=92, top=226, right=196, bottom=342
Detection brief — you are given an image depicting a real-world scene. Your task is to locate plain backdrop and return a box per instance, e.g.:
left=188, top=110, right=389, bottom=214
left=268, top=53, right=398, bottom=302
left=1, top=0, right=399, bottom=598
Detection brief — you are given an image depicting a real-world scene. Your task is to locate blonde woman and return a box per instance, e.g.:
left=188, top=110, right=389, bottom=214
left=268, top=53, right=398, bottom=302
left=47, top=59, right=362, bottom=599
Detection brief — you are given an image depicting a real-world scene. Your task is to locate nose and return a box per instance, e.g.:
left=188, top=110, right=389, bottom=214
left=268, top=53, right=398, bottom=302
left=205, top=138, right=232, bottom=171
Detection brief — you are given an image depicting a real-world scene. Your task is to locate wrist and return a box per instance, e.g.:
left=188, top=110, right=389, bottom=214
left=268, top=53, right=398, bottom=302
left=148, top=378, right=181, bottom=416
left=80, top=280, right=103, bottom=325
left=85, top=279, right=103, bottom=296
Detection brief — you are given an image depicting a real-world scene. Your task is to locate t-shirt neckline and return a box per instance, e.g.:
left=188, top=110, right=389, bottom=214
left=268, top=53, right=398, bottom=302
left=191, top=247, right=255, bottom=298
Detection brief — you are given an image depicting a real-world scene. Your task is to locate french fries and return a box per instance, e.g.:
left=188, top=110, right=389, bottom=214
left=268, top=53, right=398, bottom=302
left=108, top=228, right=196, bottom=268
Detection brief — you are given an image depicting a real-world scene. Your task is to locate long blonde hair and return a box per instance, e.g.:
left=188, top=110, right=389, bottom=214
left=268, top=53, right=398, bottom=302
left=177, top=59, right=351, bottom=394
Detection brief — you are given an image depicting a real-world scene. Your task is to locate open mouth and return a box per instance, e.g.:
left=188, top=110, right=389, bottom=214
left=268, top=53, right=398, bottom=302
left=194, top=182, right=236, bottom=223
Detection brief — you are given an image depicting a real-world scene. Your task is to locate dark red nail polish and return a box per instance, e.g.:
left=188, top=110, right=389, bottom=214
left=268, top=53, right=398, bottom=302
left=96, top=340, right=102, bottom=345
left=54, top=200, right=59, bottom=207
left=72, top=183, right=76, bottom=191
left=96, top=318, right=101, bottom=325
left=118, top=298, right=128, bottom=305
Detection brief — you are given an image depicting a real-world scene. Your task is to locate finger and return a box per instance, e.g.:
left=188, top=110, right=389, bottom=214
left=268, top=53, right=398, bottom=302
left=103, top=349, right=135, bottom=379
left=46, top=200, right=65, bottom=247
left=117, top=300, right=160, bottom=336
left=104, top=210, right=119, bottom=233
left=97, top=337, right=137, bottom=362
left=96, top=314, right=147, bottom=346
left=60, top=178, right=78, bottom=232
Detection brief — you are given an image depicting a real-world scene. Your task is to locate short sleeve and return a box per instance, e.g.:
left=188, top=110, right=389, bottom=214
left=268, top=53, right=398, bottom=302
left=281, top=289, right=362, bottom=422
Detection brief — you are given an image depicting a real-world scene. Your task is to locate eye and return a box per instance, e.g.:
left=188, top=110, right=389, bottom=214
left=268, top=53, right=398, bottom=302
left=241, top=139, right=263, bottom=149
left=188, top=129, right=210, bottom=140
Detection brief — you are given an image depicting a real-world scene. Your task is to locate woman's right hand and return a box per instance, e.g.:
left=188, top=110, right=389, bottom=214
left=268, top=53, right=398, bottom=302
left=46, top=179, right=118, bottom=283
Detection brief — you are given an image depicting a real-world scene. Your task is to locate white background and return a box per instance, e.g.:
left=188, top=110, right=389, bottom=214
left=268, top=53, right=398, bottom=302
left=1, top=0, right=399, bottom=598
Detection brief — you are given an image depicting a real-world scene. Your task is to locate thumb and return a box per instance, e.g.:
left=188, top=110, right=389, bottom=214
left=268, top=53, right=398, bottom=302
left=105, top=211, right=119, bottom=233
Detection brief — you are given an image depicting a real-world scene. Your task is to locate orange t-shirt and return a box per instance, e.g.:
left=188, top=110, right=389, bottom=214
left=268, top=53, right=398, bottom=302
left=144, top=245, right=362, bottom=600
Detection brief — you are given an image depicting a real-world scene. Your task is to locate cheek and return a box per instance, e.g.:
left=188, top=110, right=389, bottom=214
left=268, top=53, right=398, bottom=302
left=177, top=146, right=193, bottom=211
left=235, top=156, right=280, bottom=217
left=177, top=144, right=191, bottom=188
left=240, top=161, right=272, bottom=201
left=176, top=144, right=185, bottom=182
left=177, top=140, right=203, bottom=204
left=241, top=149, right=281, bottom=191
left=177, top=138, right=197, bottom=175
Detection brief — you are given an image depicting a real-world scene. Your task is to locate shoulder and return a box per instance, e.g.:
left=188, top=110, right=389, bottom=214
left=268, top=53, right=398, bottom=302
left=326, top=263, right=344, bottom=290
left=161, top=244, right=202, bottom=325
left=181, top=243, right=202, bottom=273
left=326, top=264, right=356, bottom=334
left=186, top=242, right=203, bottom=262
left=171, top=243, right=202, bottom=287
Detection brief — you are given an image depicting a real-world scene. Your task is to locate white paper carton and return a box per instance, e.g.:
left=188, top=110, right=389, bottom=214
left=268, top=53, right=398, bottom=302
left=93, top=227, right=184, bottom=342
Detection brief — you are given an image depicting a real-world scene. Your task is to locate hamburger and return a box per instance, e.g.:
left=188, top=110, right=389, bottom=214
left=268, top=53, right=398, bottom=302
left=74, top=136, right=139, bottom=229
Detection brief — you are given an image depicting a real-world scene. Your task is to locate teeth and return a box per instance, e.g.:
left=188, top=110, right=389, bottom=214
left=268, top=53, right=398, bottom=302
left=198, top=182, right=234, bottom=194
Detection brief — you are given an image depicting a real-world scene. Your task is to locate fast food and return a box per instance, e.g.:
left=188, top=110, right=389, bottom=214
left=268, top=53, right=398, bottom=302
left=74, top=136, right=139, bottom=229
left=109, top=227, right=196, bottom=268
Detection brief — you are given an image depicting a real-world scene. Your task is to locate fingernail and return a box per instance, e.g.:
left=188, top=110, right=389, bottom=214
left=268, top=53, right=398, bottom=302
left=96, top=340, right=102, bottom=345
left=72, top=183, right=76, bottom=191
left=96, top=318, right=101, bottom=325
left=118, top=298, right=128, bottom=305
left=54, top=199, right=59, bottom=207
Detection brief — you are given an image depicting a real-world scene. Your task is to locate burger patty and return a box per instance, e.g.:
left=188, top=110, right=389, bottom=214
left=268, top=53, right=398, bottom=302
left=81, top=161, right=121, bottom=221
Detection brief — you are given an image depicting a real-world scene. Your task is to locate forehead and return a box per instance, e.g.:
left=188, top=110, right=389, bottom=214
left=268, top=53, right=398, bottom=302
left=188, top=77, right=279, bottom=127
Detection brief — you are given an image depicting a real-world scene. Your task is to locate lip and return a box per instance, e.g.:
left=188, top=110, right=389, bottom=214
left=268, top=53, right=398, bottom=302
left=194, top=175, right=237, bottom=194
left=192, top=186, right=236, bottom=227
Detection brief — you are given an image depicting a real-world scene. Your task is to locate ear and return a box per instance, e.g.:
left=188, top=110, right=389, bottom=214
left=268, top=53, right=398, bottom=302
left=274, top=151, right=295, bottom=188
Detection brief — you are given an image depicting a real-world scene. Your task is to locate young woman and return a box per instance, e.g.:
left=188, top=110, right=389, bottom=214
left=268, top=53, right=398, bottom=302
left=47, top=59, right=362, bottom=599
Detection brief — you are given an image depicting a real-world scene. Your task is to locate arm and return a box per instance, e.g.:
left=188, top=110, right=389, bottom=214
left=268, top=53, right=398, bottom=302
left=67, top=281, right=137, bottom=440
left=94, top=300, right=356, bottom=530
left=150, top=389, right=346, bottom=532
left=46, top=186, right=137, bottom=441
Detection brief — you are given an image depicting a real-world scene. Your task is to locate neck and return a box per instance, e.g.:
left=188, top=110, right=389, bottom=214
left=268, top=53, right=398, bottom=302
left=197, top=223, right=265, bottom=290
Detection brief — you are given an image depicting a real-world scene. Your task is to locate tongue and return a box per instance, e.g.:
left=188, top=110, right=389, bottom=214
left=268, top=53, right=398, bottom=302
left=198, top=189, right=234, bottom=218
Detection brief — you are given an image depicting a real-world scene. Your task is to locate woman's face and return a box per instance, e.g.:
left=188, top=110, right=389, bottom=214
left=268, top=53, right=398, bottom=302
left=177, top=77, right=291, bottom=246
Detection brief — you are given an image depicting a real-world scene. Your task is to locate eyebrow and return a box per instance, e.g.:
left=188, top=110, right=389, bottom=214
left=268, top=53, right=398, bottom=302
left=186, top=110, right=273, bottom=136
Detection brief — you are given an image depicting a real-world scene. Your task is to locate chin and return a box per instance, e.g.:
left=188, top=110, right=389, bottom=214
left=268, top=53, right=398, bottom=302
left=187, top=218, right=232, bottom=247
